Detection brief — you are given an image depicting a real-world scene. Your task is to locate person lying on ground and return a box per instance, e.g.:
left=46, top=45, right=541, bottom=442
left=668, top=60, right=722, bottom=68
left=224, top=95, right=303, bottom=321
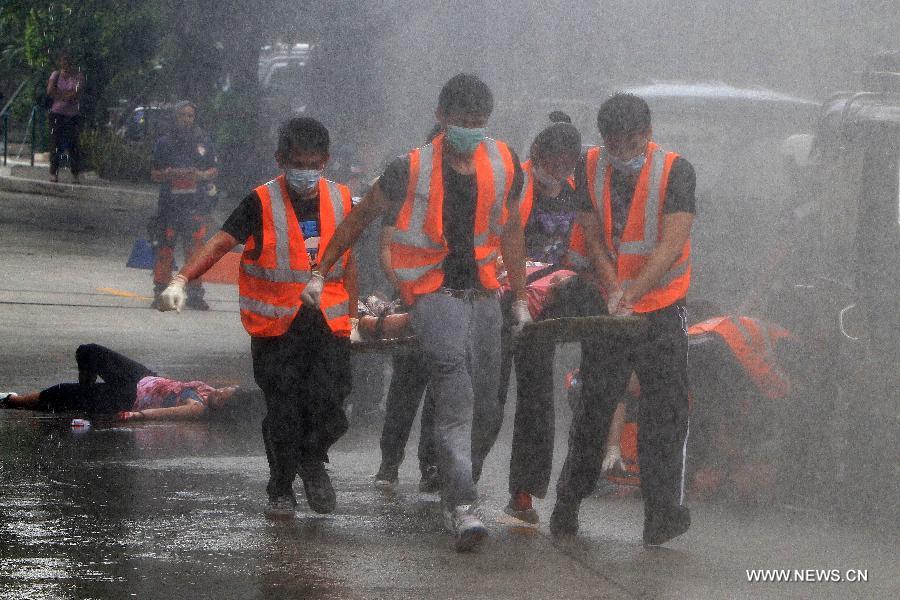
left=0, top=344, right=248, bottom=421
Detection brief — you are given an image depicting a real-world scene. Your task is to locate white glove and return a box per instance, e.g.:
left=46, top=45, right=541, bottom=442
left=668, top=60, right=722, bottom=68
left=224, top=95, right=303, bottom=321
left=349, top=317, right=362, bottom=343
left=606, top=288, right=633, bottom=316
left=601, top=445, right=623, bottom=473
left=510, top=298, right=533, bottom=337
left=301, top=270, right=325, bottom=308
left=157, top=274, right=187, bottom=313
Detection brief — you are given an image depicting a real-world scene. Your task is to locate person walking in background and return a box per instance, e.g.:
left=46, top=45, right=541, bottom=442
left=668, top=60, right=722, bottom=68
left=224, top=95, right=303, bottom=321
left=149, top=100, right=219, bottom=310
left=46, top=50, right=84, bottom=183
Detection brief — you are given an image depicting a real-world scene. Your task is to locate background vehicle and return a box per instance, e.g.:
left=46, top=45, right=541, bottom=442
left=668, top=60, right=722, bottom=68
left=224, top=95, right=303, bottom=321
left=258, top=43, right=312, bottom=137
left=767, top=82, right=899, bottom=528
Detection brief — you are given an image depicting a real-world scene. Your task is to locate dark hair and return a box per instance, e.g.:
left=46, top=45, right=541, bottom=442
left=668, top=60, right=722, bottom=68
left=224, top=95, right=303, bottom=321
left=532, top=122, right=581, bottom=161
left=438, top=73, right=493, bottom=117
left=596, top=93, right=652, bottom=137
left=548, top=110, right=572, bottom=124
left=209, top=386, right=260, bottom=421
left=425, top=123, right=442, bottom=143
left=277, top=117, right=330, bottom=156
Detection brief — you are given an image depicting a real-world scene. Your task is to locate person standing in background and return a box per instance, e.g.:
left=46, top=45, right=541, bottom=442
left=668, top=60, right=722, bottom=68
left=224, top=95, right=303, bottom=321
left=149, top=101, right=219, bottom=310
left=46, top=50, right=84, bottom=183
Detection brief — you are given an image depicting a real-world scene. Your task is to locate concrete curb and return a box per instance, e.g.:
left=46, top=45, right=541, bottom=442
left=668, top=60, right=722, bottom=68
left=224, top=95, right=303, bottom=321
left=0, top=173, right=155, bottom=207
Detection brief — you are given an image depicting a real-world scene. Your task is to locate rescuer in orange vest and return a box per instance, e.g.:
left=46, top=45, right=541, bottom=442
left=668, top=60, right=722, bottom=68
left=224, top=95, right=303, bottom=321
left=156, top=117, right=358, bottom=520
left=311, top=74, right=529, bottom=552
left=550, top=93, right=697, bottom=546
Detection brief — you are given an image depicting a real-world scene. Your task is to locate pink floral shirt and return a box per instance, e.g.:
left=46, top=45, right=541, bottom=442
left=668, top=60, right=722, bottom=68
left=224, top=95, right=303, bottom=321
left=132, top=376, right=215, bottom=412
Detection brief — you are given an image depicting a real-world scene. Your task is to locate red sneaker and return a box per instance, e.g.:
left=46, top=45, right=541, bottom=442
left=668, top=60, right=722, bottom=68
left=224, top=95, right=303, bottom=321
left=504, top=491, right=539, bottom=524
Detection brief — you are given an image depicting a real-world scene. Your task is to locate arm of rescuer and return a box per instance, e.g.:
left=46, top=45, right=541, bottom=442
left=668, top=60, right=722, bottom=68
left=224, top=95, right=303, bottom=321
left=156, top=231, right=238, bottom=312
left=615, top=212, right=693, bottom=313
left=379, top=225, right=402, bottom=293
left=343, top=251, right=359, bottom=319
left=574, top=209, right=619, bottom=293
left=303, top=182, right=390, bottom=307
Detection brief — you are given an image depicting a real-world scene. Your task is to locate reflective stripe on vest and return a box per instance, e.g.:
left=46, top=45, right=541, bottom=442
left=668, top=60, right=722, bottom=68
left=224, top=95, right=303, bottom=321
left=391, top=135, right=512, bottom=303
left=394, top=139, right=509, bottom=252
left=586, top=143, right=691, bottom=311
left=593, top=148, right=668, bottom=255
left=238, top=176, right=350, bottom=337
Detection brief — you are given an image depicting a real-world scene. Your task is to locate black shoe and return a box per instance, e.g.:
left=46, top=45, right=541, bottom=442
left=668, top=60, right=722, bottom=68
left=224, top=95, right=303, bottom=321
left=643, top=505, right=691, bottom=546
left=186, top=296, right=210, bottom=311
left=549, top=497, right=580, bottom=537
left=417, top=465, right=440, bottom=493
left=264, top=494, right=297, bottom=519
left=299, top=462, right=336, bottom=514
left=374, top=462, right=399, bottom=491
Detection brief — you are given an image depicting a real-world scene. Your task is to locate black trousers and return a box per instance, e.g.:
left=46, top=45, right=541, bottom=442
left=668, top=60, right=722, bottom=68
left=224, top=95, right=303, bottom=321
left=378, top=350, right=437, bottom=474
left=493, top=276, right=605, bottom=497
left=556, top=303, right=690, bottom=520
left=37, top=344, right=155, bottom=412
left=251, top=306, right=351, bottom=500
left=49, top=112, right=82, bottom=175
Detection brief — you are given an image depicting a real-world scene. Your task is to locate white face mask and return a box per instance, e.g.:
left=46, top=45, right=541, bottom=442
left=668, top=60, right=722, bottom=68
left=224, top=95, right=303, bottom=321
left=285, top=168, right=322, bottom=193
left=532, top=164, right=565, bottom=197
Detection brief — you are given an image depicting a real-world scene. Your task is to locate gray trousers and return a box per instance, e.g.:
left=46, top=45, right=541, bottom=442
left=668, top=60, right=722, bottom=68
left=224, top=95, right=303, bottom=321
left=410, top=292, right=502, bottom=507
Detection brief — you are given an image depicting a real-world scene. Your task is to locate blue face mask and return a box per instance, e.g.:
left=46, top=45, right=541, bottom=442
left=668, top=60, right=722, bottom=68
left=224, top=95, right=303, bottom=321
left=285, top=168, right=322, bottom=193
left=445, top=125, right=486, bottom=155
left=608, top=153, right=646, bottom=174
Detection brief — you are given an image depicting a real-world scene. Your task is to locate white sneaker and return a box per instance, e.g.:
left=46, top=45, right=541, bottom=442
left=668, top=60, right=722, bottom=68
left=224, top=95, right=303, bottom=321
left=443, top=503, right=489, bottom=552
left=0, top=392, right=16, bottom=407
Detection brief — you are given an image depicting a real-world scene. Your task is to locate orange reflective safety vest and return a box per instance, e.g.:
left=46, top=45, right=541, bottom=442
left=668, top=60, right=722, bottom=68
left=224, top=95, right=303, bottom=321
left=566, top=142, right=691, bottom=312
left=238, top=175, right=352, bottom=338
left=517, top=159, right=576, bottom=227
left=688, top=315, right=792, bottom=399
left=390, top=134, right=516, bottom=305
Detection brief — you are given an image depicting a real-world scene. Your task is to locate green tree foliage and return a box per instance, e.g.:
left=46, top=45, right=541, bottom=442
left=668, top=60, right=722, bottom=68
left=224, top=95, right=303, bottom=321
left=2, top=0, right=163, bottom=124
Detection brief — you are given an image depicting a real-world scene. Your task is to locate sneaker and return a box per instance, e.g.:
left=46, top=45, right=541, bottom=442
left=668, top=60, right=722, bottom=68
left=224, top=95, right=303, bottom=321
left=417, top=465, right=441, bottom=493
left=374, top=462, right=398, bottom=491
left=549, top=496, right=580, bottom=537
left=504, top=491, right=539, bottom=524
left=264, top=494, right=297, bottom=519
left=0, top=392, right=16, bottom=408
left=299, top=462, right=336, bottom=514
left=643, top=505, right=691, bottom=546
left=186, top=296, right=210, bottom=311
left=443, top=503, right=489, bottom=552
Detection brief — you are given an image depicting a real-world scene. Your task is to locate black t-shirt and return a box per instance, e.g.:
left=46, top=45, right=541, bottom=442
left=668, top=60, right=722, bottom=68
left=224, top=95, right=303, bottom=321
left=574, top=149, right=696, bottom=245
left=523, top=183, right=580, bottom=265
left=221, top=186, right=321, bottom=263
left=380, top=146, right=524, bottom=290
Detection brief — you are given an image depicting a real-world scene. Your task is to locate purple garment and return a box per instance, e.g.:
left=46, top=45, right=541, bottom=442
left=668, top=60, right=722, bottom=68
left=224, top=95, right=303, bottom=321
left=48, top=71, right=83, bottom=117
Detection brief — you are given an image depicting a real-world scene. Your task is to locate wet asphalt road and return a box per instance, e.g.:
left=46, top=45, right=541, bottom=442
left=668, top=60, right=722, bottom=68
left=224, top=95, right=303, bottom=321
left=0, top=187, right=896, bottom=599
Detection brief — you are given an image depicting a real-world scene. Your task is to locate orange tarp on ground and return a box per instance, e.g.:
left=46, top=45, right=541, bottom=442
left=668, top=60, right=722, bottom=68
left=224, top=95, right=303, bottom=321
left=200, top=251, right=241, bottom=284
